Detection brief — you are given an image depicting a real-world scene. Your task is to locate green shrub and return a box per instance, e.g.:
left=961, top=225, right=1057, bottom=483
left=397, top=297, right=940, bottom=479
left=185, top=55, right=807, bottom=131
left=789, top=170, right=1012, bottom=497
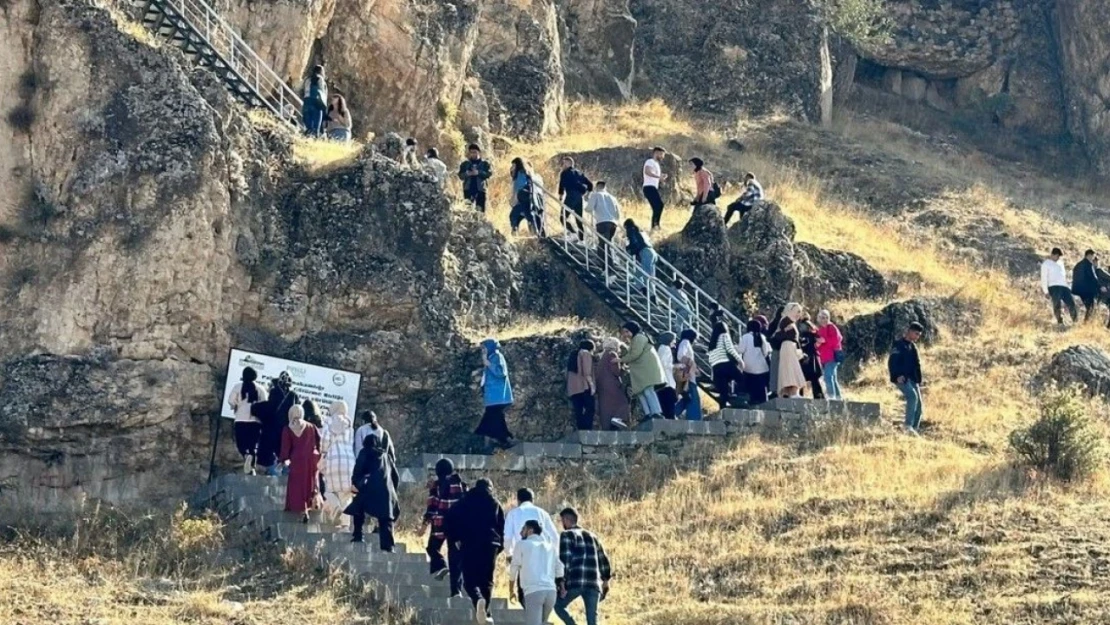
left=822, top=0, right=894, bottom=48
left=1009, top=389, right=1104, bottom=482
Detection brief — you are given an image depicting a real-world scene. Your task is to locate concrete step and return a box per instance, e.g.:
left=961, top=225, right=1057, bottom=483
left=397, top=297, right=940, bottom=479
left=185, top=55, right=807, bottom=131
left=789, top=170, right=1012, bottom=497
left=422, top=453, right=526, bottom=472
left=359, top=571, right=449, bottom=588
left=424, top=607, right=529, bottom=625
left=637, top=418, right=727, bottom=436
left=404, top=595, right=509, bottom=611
left=576, top=430, right=655, bottom=446
left=515, top=442, right=583, bottom=459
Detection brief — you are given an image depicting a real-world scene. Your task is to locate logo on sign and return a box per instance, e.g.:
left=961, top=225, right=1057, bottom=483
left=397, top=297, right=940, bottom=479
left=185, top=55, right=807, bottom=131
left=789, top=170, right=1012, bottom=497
left=238, top=355, right=266, bottom=370
left=288, top=366, right=306, bottom=377
left=333, top=373, right=346, bottom=387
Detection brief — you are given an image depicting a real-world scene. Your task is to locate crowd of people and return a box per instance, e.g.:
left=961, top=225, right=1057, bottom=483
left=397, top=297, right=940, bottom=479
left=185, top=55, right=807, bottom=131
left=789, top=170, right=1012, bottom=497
left=1040, top=247, right=1110, bottom=328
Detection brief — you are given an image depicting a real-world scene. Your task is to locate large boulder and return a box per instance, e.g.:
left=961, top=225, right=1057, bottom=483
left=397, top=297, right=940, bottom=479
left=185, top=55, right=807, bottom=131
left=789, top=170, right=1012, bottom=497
left=213, top=0, right=339, bottom=84
left=1041, top=345, right=1110, bottom=400
left=838, top=300, right=939, bottom=381
left=1055, top=0, right=1110, bottom=175
left=793, top=243, right=896, bottom=304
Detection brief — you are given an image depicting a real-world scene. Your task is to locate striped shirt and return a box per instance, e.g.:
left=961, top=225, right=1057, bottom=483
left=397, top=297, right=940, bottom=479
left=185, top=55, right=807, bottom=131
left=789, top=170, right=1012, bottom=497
left=707, top=332, right=742, bottom=367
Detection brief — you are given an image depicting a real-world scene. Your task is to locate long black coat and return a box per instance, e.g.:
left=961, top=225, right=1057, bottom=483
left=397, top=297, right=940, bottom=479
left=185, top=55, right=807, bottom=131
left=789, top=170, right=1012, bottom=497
left=444, top=487, right=505, bottom=549
left=343, top=446, right=400, bottom=520
left=796, top=320, right=824, bottom=382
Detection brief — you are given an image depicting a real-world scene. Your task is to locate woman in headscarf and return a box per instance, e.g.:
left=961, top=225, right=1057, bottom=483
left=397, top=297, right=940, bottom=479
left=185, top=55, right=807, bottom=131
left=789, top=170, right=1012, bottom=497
left=707, top=320, right=744, bottom=407
left=256, top=371, right=299, bottom=476
left=474, top=338, right=516, bottom=449
left=345, top=433, right=400, bottom=551
left=796, top=311, right=825, bottom=399
left=738, top=319, right=772, bottom=405
left=303, top=399, right=326, bottom=495
left=320, top=400, right=356, bottom=525
left=280, top=404, right=321, bottom=522
left=773, top=317, right=807, bottom=398
left=596, top=337, right=631, bottom=430
left=674, top=329, right=701, bottom=420
left=655, top=332, right=679, bottom=419
left=767, top=306, right=785, bottom=397
left=227, top=366, right=268, bottom=474
left=619, top=321, right=666, bottom=420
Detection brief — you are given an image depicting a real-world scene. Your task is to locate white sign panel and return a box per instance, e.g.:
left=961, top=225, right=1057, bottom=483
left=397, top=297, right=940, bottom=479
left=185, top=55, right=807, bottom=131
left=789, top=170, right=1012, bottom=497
left=220, top=348, right=362, bottom=420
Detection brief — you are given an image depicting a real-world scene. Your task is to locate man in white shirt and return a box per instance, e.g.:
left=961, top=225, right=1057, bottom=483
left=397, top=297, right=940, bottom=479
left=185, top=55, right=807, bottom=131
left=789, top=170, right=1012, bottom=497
left=424, top=148, right=448, bottom=188
left=353, top=410, right=395, bottom=463
left=642, top=146, right=667, bottom=231
left=509, top=520, right=563, bottom=625
left=585, top=181, right=622, bottom=275
left=1041, top=247, right=1078, bottom=325
left=504, top=488, right=560, bottom=609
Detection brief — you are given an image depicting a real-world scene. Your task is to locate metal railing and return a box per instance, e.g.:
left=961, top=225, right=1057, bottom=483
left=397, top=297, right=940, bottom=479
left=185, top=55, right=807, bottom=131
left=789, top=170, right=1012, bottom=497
left=142, top=0, right=302, bottom=122
left=530, top=183, right=746, bottom=379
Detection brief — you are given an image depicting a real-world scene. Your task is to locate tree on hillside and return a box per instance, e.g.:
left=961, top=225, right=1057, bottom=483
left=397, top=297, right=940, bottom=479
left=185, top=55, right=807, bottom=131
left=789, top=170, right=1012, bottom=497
left=821, top=0, right=893, bottom=48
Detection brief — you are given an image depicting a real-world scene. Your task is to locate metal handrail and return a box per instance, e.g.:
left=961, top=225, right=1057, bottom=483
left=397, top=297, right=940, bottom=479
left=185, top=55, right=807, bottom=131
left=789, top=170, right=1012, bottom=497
left=151, top=0, right=302, bottom=120
left=533, top=182, right=746, bottom=341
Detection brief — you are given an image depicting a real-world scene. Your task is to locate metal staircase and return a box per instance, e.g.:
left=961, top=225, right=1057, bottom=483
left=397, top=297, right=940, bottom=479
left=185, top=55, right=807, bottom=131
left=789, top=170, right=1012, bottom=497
left=533, top=185, right=746, bottom=406
left=134, top=0, right=301, bottom=123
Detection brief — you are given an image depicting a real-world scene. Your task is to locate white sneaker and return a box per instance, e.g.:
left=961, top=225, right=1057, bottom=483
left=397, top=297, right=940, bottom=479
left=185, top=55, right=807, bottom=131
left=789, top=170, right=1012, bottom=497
left=243, top=455, right=252, bottom=475
left=475, top=598, right=487, bottom=623
left=903, top=426, right=920, bottom=437
left=610, top=418, right=628, bottom=430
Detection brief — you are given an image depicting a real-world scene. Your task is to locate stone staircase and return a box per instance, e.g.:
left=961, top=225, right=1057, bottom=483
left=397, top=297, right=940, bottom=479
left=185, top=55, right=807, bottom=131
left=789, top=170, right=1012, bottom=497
left=199, top=473, right=537, bottom=625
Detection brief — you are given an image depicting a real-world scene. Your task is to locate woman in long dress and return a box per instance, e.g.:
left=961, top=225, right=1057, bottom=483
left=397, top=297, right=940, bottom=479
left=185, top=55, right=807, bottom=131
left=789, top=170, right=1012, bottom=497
left=280, top=404, right=321, bottom=521
left=474, top=338, right=516, bottom=448
left=775, top=318, right=807, bottom=398
left=320, top=400, right=356, bottom=525
left=596, top=337, right=631, bottom=430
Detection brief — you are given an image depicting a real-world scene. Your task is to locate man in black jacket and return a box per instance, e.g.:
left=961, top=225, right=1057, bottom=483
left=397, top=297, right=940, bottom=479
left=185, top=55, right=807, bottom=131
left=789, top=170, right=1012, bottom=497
left=1072, top=249, right=1104, bottom=322
left=445, top=478, right=505, bottom=623
left=458, top=144, right=493, bottom=212
left=1097, top=259, right=1110, bottom=329
left=888, top=322, right=924, bottom=435
left=558, top=157, right=594, bottom=242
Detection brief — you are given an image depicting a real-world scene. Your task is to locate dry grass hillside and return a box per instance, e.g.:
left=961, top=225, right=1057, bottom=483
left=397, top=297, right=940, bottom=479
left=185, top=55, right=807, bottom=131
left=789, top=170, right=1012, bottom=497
left=4, top=100, right=1110, bottom=624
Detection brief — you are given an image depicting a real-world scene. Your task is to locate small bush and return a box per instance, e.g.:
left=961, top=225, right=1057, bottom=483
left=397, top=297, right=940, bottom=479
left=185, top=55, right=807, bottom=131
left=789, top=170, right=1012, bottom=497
left=1009, top=389, right=1104, bottom=482
left=822, top=0, right=894, bottom=48
left=7, top=104, right=35, bottom=132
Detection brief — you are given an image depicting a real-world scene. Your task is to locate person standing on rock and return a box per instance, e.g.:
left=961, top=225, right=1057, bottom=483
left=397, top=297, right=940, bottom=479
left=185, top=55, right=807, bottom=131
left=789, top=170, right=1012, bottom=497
left=257, top=371, right=299, bottom=476
left=619, top=321, right=666, bottom=421
left=558, top=157, right=594, bottom=242
left=689, top=158, right=717, bottom=206
left=325, top=93, right=352, bottom=142
left=424, top=148, right=448, bottom=188
left=353, top=410, right=395, bottom=463
left=708, top=320, right=744, bottom=407
left=510, top=158, right=540, bottom=236
left=227, top=366, right=268, bottom=475
left=738, top=319, right=772, bottom=406
left=655, top=331, right=679, bottom=419
left=773, top=317, right=807, bottom=399
left=459, top=144, right=493, bottom=212
left=510, top=519, right=563, bottom=625
left=567, top=340, right=597, bottom=431
left=424, top=458, right=467, bottom=596
left=815, top=310, right=844, bottom=400
left=888, top=322, right=925, bottom=435
left=345, top=433, right=399, bottom=550
left=504, top=488, right=561, bottom=609
left=1042, top=247, right=1078, bottom=326
left=280, top=404, right=321, bottom=523
left=624, top=219, right=658, bottom=294
left=674, top=328, right=702, bottom=420
left=554, top=507, right=612, bottom=625
left=445, top=478, right=505, bottom=623
left=475, top=338, right=516, bottom=449
left=643, top=146, right=668, bottom=231
left=301, top=65, right=328, bottom=138
left=586, top=181, right=622, bottom=276
left=402, top=137, right=420, bottom=168
left=319, top=400, right=356, bottom=525
left=724, top=172, right=763, bottom=225
left=596, top=338, right=630, bottom=430
left=1072, top=249, right=1105, bottom=323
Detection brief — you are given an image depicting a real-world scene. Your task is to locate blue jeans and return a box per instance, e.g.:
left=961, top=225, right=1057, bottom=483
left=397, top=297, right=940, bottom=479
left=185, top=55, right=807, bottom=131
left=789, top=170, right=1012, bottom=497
left=302, top=101, right=325, bottom=136
left=898, top=381, right=923, bottom=429
left=675, top=386, right=702, bottom=420
left=637, top=386, right=662, bottom=418
left=822, top=361, right=842, bottom=399
left=637, top=248, right=658, bottom=291
left=555, top=587, right=600, bottom=625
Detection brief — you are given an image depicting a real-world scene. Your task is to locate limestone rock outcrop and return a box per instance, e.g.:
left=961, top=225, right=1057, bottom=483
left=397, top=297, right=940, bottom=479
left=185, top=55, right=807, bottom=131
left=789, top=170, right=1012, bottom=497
left=213, top=0, right=339, bottom=84
left=1055, top=0, right=1110, bottom=175
left=1041, top=345, right=1110, bottom=400
left=556, top=0, right=637, bottom=99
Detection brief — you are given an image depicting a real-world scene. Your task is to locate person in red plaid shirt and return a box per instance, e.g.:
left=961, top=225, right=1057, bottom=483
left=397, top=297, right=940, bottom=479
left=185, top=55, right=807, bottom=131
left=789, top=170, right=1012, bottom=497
left=424, top=458, right=468, bottom=596
left=554, top=507, right=612, bottom=625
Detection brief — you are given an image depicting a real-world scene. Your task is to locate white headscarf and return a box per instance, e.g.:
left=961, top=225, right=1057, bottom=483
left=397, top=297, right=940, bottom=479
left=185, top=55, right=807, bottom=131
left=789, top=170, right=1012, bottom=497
left=784, top=302, right=804, bottom=322
left=288, top=404, right=306, bottom=435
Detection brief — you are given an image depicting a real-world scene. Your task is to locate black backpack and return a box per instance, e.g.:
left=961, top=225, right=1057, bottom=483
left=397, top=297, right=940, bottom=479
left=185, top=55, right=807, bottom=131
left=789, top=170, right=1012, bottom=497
left=707, top=182, right=722, bottom=203
left=566, top=350, right=580, bottom=373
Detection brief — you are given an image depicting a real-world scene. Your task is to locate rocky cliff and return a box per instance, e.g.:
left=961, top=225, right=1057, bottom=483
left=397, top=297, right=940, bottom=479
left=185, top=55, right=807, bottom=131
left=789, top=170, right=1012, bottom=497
left=1054, top=0, right=1110, bottom=175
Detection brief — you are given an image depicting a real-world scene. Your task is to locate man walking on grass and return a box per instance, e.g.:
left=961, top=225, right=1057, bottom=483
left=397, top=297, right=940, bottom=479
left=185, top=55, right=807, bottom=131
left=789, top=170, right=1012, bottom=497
left=1041, top=247, right=1078, bottom=326
left=554, top=507, right=612, bottom=625
left=1072, top=249, right=1105, bottom=323
left=504, top=488, right=561, bottom=609
left=888, top=322, right=925, bottom=435
left=642, top=147, right=667, bottom=231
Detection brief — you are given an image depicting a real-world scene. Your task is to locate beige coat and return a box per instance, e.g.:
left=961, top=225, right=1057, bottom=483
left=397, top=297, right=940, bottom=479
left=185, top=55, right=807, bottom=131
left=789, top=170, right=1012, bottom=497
left=777, top=337, right=807, bottom=393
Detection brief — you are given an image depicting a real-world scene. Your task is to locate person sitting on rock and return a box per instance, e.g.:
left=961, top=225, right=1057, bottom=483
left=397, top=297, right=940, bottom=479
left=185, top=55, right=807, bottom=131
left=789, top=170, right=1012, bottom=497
left=424, top=148, right=448, bottom=188
left=689, top=158, right=718, bottom=206
left=724, top=172, right=763, bottom=225
left=325, top=93, right=352, bottom=142
left=458, top=144, right=492, bottom=212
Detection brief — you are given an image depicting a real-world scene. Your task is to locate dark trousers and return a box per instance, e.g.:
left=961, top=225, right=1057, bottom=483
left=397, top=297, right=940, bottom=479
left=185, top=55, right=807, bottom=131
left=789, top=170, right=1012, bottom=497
left=597, top=222, right=617, bottom=269
left=745, top=372, right=770, bottom=405
left=1049, top=285, right=1078, bottom=324
left=302, top=101, right=325, bottom=137
left=643, top=185, right=664, bottom=229
left=465, top=189, right=487, bottom=212
left=461, top=543, right=499, bottom=613
left=563, top=196, right=585, bottom=239
left=724, top=200, right=753, bottom=225
left=427, top=534, right=463, bottom=595
left=233, top=422, right=261, bottom=457
left=1079, top=293, right=1098, bottom=321
left=353, top=513, right=394, bottom=552
left=570, top=391, right=596, bottom=430
left=656, top=385, right=678, bottom=419
left=712, top=362, right=744, bottom=407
